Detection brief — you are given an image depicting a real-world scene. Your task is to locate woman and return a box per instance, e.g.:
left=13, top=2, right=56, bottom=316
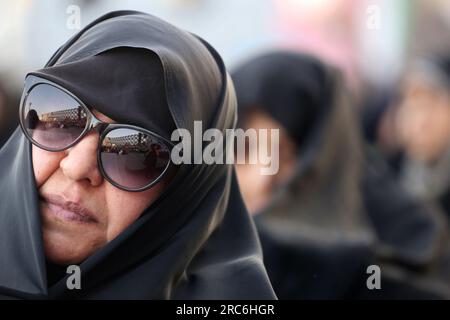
left=232, top=51, right=450, bottom=299
left=364, top=57, right=450, bottom=218
left=0, top=11, right=275, bottom=300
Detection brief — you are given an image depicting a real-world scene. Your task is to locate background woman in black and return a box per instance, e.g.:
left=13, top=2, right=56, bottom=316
left=363, top=57, right=450, bottom=220
left=232, top=51, right=450, bottom=299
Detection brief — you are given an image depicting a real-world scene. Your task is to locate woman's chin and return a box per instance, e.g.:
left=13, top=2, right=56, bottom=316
left=42, top=226, right=105, bottom=265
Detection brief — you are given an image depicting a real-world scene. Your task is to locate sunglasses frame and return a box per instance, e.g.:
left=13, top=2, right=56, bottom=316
left=19, top=74, right=175, bottom=192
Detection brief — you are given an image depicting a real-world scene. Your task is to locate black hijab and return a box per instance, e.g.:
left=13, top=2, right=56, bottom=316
left=233, top=52, right=329, bottom=149
left=232, top=51, right=450, bottom=299
left=0, top=11, right=275, bottom=300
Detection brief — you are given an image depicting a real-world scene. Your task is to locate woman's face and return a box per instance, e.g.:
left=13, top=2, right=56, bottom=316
left=33, top=110, right=170, bottom=265
left=236, top=110, right=297, bottom=214
left=395, top=79, right=450, bottom=163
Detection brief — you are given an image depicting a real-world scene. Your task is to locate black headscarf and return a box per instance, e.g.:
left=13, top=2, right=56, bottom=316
left=233, top=52, right=329, bottom=149
left=232, top=51, right=450, bottom=299
left=0, top=11, right=275, bottom=300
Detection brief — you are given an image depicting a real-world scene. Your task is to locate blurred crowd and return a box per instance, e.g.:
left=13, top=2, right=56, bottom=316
left=1, top=0, right=450, bottom=299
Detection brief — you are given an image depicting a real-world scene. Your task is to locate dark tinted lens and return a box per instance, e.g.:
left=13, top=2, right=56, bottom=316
left=22, top=83, right=88, bottom=150
left=100, top=128, right=171, bottom=190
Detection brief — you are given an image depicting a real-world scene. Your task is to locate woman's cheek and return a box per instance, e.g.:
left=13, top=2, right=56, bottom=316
left=103, top=180, right=168, bottom=241
left=32, top=145, right=63, bottom=187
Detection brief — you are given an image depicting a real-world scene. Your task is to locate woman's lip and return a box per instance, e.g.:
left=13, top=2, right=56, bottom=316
left=41, top=194, right=98, bottom=224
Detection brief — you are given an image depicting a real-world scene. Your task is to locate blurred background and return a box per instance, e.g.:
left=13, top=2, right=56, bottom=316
left=1, top=0, right=450, bottom=144
left=1, top=0, right=449, bottom=89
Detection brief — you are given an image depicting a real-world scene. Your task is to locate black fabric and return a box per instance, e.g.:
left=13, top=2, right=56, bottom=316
left=360, top=88, right=395, bottom=144
left=232, top=52, right=331, bottom=149
left=435, top=55, right=450, bottom=85
left=33, top=48, right=176, bottom=140
left=45, top=260, right=66, bottom=288
left=232, top=51, right=450, bottom=299
left=0, top=11, right=275, bottom=300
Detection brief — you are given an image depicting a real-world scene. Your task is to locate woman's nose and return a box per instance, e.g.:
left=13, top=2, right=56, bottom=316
left=60, top=132, right=103, bottom=187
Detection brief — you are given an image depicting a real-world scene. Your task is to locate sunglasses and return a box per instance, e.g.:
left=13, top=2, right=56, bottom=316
left=19, top=74, right=174, bottom=192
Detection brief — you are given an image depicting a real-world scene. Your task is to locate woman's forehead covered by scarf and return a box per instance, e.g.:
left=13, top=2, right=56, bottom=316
left=32, top=48, right=176, bottom=139
left=42, top=11, right=224, bottom=134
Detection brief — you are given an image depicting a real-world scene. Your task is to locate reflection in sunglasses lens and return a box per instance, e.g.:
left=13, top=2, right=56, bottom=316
left=23, top=83, right=88, bottom=149
left=101, top=128, right=170, bottom=190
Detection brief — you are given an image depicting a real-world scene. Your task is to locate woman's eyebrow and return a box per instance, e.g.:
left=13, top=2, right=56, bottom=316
left=92, top=109, right=116, bottom=124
